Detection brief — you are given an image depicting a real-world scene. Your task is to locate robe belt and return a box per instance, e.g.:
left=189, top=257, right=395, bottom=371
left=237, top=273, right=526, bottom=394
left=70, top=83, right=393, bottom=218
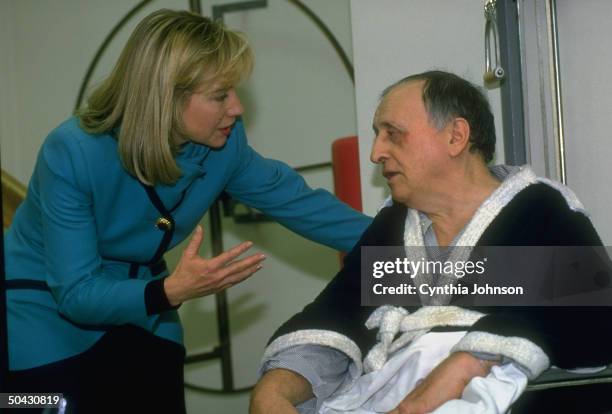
left=363, top=306, right=485, bottom=373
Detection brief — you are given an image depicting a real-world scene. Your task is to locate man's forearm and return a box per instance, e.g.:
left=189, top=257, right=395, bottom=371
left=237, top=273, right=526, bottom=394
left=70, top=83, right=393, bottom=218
left=250, top=368, right=314, bottom=414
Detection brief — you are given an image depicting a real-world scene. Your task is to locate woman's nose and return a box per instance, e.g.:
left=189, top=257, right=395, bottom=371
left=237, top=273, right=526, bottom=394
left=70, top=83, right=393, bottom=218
left=227, top=90, right=243, bottom=117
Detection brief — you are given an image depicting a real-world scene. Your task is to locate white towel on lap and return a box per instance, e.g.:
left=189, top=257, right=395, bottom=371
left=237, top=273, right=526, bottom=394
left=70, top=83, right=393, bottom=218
left=319, top=331, right=527, bottom=414
left=434, top=364, right=527, bottom=414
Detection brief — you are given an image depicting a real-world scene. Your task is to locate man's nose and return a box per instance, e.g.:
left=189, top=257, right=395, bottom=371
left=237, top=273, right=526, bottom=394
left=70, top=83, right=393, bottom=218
left=370, top=136, right=386, bottom=164
left=227, top=89, right=243, bottom=117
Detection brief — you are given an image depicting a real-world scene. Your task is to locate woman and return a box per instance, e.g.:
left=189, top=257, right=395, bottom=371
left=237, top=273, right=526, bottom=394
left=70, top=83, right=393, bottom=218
left=4, top=9, right=371, bottom=413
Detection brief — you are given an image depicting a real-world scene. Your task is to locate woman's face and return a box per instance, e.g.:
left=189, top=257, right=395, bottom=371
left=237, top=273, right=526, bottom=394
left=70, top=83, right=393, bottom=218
left=181, top=81, right=244, bottom=148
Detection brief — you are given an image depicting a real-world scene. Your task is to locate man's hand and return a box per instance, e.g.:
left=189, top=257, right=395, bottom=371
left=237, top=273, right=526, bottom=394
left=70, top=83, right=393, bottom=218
left=250, top=369, right=314, bottom=414
left=164, top=225, right=266, bottom=306
left=388, top=352, right=497, bottom=414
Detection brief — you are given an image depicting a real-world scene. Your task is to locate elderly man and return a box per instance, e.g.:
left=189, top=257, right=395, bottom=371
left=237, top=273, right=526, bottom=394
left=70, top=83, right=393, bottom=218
left=250, top=71, right=611, bottom=413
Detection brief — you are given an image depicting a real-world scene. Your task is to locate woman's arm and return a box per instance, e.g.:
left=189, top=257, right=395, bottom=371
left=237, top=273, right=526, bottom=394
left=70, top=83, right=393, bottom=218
left=225, top=122, right=372, bottom=252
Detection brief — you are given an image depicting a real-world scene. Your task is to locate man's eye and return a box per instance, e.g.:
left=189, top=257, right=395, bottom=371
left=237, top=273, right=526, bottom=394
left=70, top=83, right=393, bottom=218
left=215, top=94, right=228, bottom=102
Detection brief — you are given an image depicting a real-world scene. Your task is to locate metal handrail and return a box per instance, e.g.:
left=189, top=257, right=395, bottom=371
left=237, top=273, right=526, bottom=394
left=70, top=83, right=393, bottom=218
left=546, top=0, right=567, bottom=184
left=484, top=0, right=505, bottom=85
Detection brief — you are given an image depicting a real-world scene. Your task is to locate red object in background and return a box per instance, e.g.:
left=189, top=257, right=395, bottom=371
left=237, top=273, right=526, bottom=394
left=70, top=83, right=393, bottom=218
left=332, top=136, right=363, bottom=212
left=332, top=136, right=363, bottom=265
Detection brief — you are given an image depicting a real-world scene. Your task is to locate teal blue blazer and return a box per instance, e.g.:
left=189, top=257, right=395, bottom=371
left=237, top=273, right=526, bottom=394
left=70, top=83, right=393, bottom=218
left=5, top=117, right=372, bottom=370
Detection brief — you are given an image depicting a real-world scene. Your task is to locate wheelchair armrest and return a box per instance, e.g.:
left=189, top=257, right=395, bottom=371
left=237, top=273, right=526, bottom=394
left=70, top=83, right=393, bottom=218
left=527, top=365, right=612, bottom=391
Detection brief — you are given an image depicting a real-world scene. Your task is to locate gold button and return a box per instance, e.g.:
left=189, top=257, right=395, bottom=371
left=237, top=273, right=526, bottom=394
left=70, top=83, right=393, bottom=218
left=155, top=217, right=172, bottom=231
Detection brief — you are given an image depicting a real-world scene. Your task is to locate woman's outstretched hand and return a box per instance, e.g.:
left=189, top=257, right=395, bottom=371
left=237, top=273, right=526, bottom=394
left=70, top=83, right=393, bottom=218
left=164, top=225, right=266, bottom=305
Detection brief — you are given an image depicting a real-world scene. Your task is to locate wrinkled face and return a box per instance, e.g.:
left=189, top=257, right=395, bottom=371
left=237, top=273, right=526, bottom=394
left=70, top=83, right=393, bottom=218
left=370, top=81, right=450, bottom=205
left=181, top=81, right=244, bottom=148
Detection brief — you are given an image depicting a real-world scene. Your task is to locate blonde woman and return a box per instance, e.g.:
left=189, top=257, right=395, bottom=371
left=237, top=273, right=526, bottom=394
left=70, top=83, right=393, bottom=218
left=4, top=9, right=371, bottom=413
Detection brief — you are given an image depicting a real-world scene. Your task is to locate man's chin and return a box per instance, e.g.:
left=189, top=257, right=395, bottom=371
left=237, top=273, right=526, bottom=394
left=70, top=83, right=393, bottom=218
left=389, top=191, right=410, bottom=206
left=387, top=185, right=400, bottom=201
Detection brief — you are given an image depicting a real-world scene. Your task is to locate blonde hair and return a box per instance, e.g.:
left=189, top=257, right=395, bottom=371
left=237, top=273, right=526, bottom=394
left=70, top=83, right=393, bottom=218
left=78, top=9, right=254, bottom=185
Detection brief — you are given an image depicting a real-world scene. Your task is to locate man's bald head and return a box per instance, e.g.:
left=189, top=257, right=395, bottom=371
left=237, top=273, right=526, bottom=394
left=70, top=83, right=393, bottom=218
left=381, top=71, right=496, bottom=163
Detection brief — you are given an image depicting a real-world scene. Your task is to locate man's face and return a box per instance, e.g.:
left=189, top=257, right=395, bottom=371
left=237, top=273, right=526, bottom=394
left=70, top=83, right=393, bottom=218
left=370, top=81, right=450, bottom=205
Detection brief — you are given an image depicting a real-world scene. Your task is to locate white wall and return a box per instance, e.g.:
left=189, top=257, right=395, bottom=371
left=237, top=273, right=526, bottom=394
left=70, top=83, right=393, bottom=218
left=556, top=0, right=612, bottom=244
left=351, top=0, right=505, bottom=215
left=519, top=0, right=612, bottom=244
left=1, top=1, right=354, bottom=412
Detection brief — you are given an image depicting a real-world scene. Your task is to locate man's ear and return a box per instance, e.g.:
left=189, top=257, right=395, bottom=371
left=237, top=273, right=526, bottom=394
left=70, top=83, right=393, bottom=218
left=448, top=117, right=471, bottom=157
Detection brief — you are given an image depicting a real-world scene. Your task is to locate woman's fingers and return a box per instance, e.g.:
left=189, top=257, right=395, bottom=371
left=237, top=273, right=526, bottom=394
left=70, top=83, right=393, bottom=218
left=198, top=257, right=264, bottom=295
left=182, top=226, right=254, bottom=269
left=183, top=225, right=205, bottom=259
left=219, top=253, right=266, bottom=278
left=173, top=231, right=265, bottom=300
left=208, top=240, right=255, bottom=268
left=207, top=254, right=265, bottom=292
left=217, top=263, right=264, bottom=291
